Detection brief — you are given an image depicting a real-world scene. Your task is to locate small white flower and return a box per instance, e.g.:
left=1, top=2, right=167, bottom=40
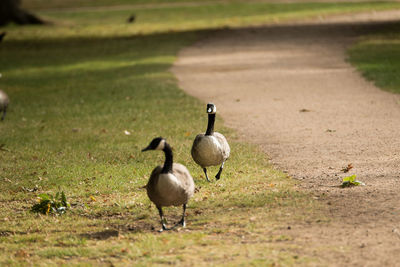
left=124, top=130, right=131, bottom=135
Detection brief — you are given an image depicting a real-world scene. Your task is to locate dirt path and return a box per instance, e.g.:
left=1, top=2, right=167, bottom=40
left=172, top=11, right=400, bottom=266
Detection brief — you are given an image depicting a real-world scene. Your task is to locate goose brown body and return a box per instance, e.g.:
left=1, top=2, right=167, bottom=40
left=191, top=132, right=230, bottom=168
left=147, top=163, right=195, bottom=208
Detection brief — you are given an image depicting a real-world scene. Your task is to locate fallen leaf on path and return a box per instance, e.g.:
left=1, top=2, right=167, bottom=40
left=341, top=163, right=353, bottom=173
left=341, top=175, right=365, bottom=188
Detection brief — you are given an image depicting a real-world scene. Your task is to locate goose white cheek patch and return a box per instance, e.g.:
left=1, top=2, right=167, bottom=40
left=207, top=105, right=217, bottom=114
left=156, top=139, right=166, bottom=150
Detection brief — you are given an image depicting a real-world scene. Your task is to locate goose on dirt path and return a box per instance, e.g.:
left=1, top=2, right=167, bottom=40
left=191, top=103, right=230, bottom=182
left=0, top=90, right=9, bottom=121
left=142, top=137, right=195, bottom=232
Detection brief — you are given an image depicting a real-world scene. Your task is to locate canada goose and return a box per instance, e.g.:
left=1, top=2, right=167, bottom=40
left=142, top=137, right=195, bottom=231
left=191, top=103, right=230, bottom=182
left=0, top=90, right=9, bottom=121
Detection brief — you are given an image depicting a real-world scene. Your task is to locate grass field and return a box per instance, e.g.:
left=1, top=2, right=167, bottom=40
left=349, top=26, right=400, bottom=94
left=1, top=1, right=400, bottom=265
left=22, top=0, right=224, bottom=10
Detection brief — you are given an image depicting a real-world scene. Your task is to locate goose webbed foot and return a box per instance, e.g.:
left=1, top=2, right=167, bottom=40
left=215, top=162, right=225, bottom=180
left=159, top=224, right=172, bottom=232
left=157, top=206, right=171, bottom=232
left=215, top=170, right=222, bottom=180
left=203, top=168, right=211, bottom=182
left=157, top=205, right=188, bottom=232
left=175, top=217, right=186, bottom=228
left=174, top=204, right=186, bottom=228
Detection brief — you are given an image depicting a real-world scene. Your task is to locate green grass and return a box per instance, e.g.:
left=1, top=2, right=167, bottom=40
left=22, top=0, right=226, bottom=10
left=12, top=1, right=400, bottom=41
left=348, top=25, right=400, bottom=94
left=2, top=1, right=400, bottom=265
left=21, top=0, right=400, bottom=12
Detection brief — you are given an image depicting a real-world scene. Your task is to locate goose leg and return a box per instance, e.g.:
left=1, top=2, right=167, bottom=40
left=157, top=206, right=170, bottom=232
left=203, top=168, right=210, bottom=182
left=215, top=161, right=225, bottom=180
left=175, top=204, right=187, bottom=228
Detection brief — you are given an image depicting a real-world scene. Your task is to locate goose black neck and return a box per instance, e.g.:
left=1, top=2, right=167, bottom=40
left=205, top=113, right=215, bottom=136
left=161, top=143, right=173, bottom=174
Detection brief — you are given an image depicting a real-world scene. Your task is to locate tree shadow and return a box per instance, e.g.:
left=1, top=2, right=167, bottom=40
left=1, top=19, right=399, bottom=74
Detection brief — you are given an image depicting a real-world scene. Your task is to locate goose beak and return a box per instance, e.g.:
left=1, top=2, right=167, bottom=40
left=141, top=146, right=151, bottom=152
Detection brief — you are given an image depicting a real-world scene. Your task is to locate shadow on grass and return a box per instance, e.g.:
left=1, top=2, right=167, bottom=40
left=0, top=30, right=212, bottom=73
left=2, top=19, right=399, bottom=73
left=79, top=229, right=119, bottom=240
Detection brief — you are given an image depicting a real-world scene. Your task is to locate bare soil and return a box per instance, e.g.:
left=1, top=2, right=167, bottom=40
left=172, top=11, right=400, bottom=266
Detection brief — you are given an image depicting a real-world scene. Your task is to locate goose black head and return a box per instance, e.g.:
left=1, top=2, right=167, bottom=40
left=142, top=137, right=166, bottom=152
left=207, top=103, right=216, bottom=114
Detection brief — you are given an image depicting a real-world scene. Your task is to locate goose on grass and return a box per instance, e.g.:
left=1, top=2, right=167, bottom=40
left=191, top=103, right=230, bottom=182
left=142, top=137, right=195, bottom=231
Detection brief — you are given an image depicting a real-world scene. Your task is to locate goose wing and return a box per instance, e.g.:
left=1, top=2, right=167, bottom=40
left=146, top=164, right=194, bottom=207
left=191, top=134, right=226, bottom=167
left=213, top=132, right=230, bottom=161
left=146, top=166, right=162, bottom=206
left=172, top=163, right=195, bottom=199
